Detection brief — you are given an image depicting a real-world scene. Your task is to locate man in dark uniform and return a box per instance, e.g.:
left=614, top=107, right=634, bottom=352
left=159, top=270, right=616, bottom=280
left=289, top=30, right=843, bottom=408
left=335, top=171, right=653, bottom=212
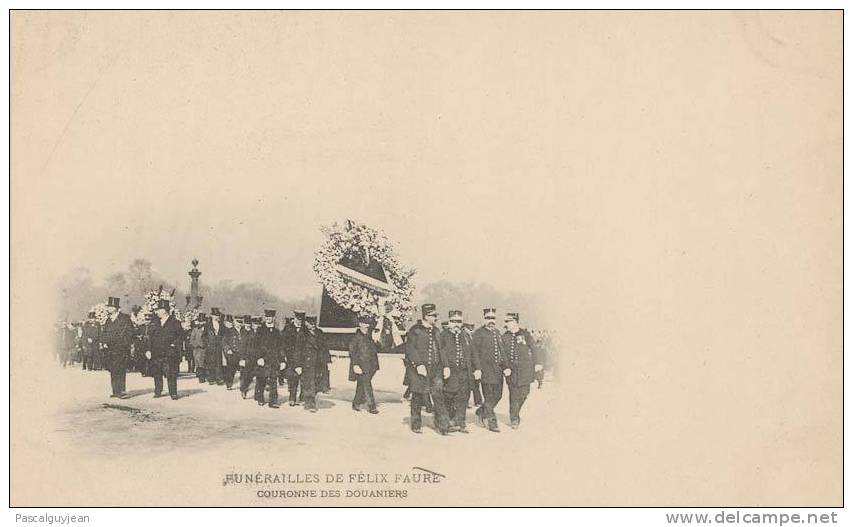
left=280, top=316, right=294, bottom=386
left=100, top=297, right=133, bottom=399
left=204, top=308, right=225, bottom=386
left=502, top=313, right=543, bottom=429
left=297, top=315, right=324, bottom=412
left=348, top=314, right=379, bottom=414
left=284, top=311, right=306, bottom=405
left=81, top=311, right=98, bottom=371
left=405, top=303, right=450, bottom=435
left=439, top=310, right=478, bottom=433
left=472, top=307, right=507, bottom=432
left=221, top=314, right=240, bottom=390
left=463, top=322, right=483, bottom=407
left=253, top=309, right=284, bottom=408
left=147, top=299, right=185, bottom=399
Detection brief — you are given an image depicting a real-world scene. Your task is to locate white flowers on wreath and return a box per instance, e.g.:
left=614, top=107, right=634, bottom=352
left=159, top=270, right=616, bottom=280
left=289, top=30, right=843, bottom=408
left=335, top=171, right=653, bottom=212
left=90, top=303, right=110, bottom=325
left=313, top=220, right=416, bottom=319
left=131, top=286, right=181, bottom=326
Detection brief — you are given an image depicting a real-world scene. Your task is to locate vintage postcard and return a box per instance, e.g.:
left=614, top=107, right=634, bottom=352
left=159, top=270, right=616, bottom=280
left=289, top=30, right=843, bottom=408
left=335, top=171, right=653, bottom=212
left=9, top=10, right=842, bottom=507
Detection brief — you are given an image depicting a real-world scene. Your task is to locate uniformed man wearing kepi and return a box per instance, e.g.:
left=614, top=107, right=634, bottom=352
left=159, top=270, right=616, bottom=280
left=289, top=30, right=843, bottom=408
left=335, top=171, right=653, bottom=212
left=253, top=309, right=285, bottom=408
left=298, top=315, right=324, bottom=412
left=502, top=313, right=544, bottom=429
left=472, top=307, right=507, bottom=432
left=348, top=314, right=380, bottom=414
left=284, top=311, right=307, bottom=405
left=147, top=299, right=185, bottom=400
left=439, top=310, right=478, bottom=433
left=405, top=303, right=451, bottom=435
left=100, top=297, right=134, bottom=399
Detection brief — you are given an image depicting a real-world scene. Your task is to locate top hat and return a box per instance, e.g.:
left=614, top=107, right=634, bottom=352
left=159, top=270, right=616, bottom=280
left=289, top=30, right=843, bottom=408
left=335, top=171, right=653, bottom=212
left=210, top=307, right=222, bottom=317
left=156, top=299, right=171, bottom=311
left=107, top=297, right=120, bottom=308
left=87, top=311, right=96, bottom=319
left=224, top=314, right=234, bottom=323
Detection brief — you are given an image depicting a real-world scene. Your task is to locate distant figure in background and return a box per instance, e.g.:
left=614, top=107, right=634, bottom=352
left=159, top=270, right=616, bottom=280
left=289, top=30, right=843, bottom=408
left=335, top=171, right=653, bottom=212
left=221, top=314, right=240, bottom=390
left=81, top=311, right=98, bottom=371
left=204, top=308, right=224, bottom=386
left=235, top=315, right=254, bottom=398
left=100, top=296, right=133, bottom=399
left=60, top=322, right=76, bottom=368
left=189, top=314, right=207, bottom=382
left=348, top=315, right=380, bottom=414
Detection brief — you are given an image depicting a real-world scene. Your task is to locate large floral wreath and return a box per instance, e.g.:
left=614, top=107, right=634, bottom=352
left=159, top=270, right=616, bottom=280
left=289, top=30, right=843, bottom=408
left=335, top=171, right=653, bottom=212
left=131, top=286, right=182, bottom=326
left=313, top=220, right=416, bottom=319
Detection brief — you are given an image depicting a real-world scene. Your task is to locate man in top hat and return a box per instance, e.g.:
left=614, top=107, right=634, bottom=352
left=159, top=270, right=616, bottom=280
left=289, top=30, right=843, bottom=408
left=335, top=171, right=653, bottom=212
left=439, top=310, right=478, bottom=433
left=204, top=308, right=225, bottom=386
left=348, top=314, right=380, bottom=414
left=405, top=303, right=451, bottom=434
left=471, top=307, right=507, bottom=432
left=253, top=309, right=285, bottom=408
left=221, top=314, right=241, bottom=390
left=100, top=297, right=134, bottom=398
left=81, top=311, right=99, bottom=371
left=235, top=315, right=254, bottom=398
left=296, top=315, right=326, bottom=412
left=501, top=313, right=543, bottom=428
left=147, top=299, right=185, bottom=399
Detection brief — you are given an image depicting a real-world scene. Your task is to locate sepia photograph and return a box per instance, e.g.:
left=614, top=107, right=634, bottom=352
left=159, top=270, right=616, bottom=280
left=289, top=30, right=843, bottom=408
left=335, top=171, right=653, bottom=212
left=8, top=7, right=843, bottom=513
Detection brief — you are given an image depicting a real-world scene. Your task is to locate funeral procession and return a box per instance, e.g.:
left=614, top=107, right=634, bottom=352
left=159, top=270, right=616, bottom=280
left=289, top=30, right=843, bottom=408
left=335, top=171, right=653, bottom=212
left=54, top=220, right=559, bottom=436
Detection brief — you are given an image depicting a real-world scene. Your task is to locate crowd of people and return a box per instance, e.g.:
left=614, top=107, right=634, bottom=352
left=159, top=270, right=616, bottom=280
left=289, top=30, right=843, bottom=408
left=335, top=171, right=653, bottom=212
left=55, top=298, right=556, bottom=434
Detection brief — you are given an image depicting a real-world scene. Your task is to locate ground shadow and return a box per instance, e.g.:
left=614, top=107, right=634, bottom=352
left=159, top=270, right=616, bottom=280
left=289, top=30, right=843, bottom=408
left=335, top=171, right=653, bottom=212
left=124, top=388, right=154, bottom=398
left=175, top=388, right=206, bottom=399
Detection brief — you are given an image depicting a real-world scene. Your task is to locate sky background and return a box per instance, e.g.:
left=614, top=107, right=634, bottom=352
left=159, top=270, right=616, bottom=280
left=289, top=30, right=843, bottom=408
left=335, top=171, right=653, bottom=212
left=11, top=11, right=843, bottom=503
